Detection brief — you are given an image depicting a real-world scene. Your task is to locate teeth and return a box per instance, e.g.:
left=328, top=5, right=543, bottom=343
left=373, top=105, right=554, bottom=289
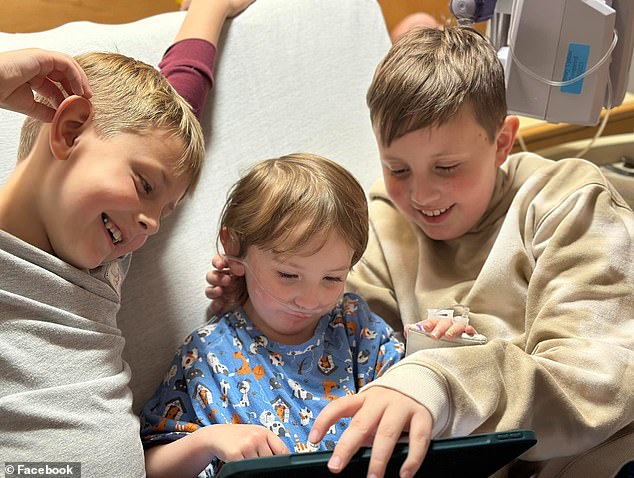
left=420, top=207, right=449, bottom=217
left=102, top=214, right=122, bottom=244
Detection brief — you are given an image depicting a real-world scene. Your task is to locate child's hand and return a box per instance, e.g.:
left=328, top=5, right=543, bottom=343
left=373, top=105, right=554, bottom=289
left=180, top=0, right=256, bottom=17
left=416, top=316, right=478, bottom=340
left=205, top=254, right=236, bottom=314
left=225, top=0, right=257, bottom=18
left=309, top=387, right=433, bottom=478
left=203, top=424, right=290, bottom=461
left=145, top=424, right=290, bottom=477
left=0, top=48, right=92, bottom=122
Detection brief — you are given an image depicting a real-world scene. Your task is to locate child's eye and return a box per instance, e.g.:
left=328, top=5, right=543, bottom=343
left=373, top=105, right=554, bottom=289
left=142, top=178, right=153, bottom=194
left=277, top=271, right=298, bottom=280
left=389, top=168, right=409, bottom=177
left=436, top=165, right=458, bottom=175
left=324, top=276, right=344, bottom=283
left=137, top=175, right=153, bottom=195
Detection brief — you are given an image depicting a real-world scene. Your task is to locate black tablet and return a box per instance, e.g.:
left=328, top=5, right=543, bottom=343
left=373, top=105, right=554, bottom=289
left=216, top=429, right=537, bottom=478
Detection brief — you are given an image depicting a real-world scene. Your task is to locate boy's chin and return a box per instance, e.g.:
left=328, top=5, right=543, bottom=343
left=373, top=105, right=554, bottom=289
left=415, top=222, right=465, bottom=242
left=63, top=252, right=120, bottom=271
left=62, top=256, right=102, bottom=271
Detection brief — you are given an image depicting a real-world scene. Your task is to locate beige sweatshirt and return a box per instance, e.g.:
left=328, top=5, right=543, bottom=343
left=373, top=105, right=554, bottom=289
left=347, top=153, right=634, bottom=477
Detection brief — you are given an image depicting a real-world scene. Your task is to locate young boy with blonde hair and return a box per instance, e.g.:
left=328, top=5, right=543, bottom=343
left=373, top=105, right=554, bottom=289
left=308, top=26, right=634, bottom=478
left=1, top=0, right=256, bottom=474
left=0, top=50, right=205, bottom=476
left=0, top=0, right=253, bottom=470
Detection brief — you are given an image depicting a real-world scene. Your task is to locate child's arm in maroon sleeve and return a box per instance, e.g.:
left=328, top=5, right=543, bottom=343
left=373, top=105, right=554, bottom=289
left=160, top=39, right=216, bottom=120
left=160, top=0, right=256, bottom=120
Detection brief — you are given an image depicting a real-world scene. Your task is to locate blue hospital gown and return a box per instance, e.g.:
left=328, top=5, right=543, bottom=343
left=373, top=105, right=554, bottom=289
left=140, top=293, right=404, bottom=474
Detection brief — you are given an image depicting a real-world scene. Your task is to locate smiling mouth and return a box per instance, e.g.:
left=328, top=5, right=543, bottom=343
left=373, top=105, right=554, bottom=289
left=102, top=213, right=122, bottom=244
left=419, top=206, right=451, bottom=217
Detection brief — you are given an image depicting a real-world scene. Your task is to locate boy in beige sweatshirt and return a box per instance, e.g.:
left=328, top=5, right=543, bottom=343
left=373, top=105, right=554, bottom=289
left=310, top=26, right=634, bottom=478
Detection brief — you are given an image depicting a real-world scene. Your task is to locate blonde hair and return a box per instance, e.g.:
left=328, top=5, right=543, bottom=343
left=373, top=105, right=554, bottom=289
left=17, top=52, right=205, bottom=194
left=367, top=26, right=507, bottom=146
left=219, top=153, right=368, bottom=306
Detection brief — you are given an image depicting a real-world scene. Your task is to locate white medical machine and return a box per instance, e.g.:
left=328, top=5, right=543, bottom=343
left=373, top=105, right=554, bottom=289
left=449, top=0, right=634, bottom=126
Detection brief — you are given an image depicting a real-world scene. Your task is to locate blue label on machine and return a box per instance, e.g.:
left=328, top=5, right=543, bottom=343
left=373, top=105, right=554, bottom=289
left=561, top=43, right=590, bottom=95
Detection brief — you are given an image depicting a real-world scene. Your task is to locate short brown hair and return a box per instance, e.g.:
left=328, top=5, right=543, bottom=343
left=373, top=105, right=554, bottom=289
left=219, top=153, right=368, bottom=306
left=18, top=52, right=205, bottom=194
left=367, top=26, right=507, bottom=146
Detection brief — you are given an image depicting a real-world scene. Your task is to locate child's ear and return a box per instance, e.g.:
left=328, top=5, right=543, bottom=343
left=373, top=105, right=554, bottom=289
left=219, top=227, right=245, bottom=276
left=494, top=115, right=520, bottom=167
left=49, top=95, right=93, bottom=161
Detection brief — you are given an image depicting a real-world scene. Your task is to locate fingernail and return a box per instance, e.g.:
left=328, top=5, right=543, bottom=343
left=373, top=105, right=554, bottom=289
left=446, top=328, right=455, bottom=337
left=308, top=429, right=319, bottom=443
left=329, top=455, right=342, bottom=471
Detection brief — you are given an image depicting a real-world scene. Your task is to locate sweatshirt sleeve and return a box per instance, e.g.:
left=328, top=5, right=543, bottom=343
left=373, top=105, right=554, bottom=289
left=159, top=38, right=217, bottom=120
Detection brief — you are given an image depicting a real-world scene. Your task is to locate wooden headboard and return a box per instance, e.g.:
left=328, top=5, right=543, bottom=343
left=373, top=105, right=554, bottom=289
left=1, top=0, right=179, bottom=33
left=0, top=0, right=457, bottom=34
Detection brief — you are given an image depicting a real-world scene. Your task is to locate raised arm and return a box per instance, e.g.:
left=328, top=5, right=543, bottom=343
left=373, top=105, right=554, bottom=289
left=175, top=0, right=256, bottom=46
left=161, top=0, right=256, bottom=119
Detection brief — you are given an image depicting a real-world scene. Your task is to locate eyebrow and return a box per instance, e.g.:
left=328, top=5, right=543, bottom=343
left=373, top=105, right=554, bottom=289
left=429, top=151, right=468, bottom=159
left=273, top=258, right=350, bottom=273
left=380, top=154, right=402, bottom=162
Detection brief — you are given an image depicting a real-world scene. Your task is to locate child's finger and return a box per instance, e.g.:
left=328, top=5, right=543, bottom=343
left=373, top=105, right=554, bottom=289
left=30, top=76, right=65, bottom=108
left=445, top=320, right=469, bottom=338
left=267, top=434, right=290, bottom=456
left=430, top=317, right=452, bottom=338
left=323, top=397, right=387, bottom=474
left=25, top=102, right=56, bottom=123
left=49, top=53, right=91, bottom=98
left=211, top=254, right=228, bottom=270
left=365, top=413, right=409, bottom=478
left=206, top=268, right=232, bottom=288
left=398, top=413, right=431, bottom=478
left=308, top=395, right=363, bottom=444
left=205, top=285, right=218, bottom=300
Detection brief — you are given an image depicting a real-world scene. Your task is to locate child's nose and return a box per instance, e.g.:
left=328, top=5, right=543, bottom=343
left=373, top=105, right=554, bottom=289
left=411, top=174, right=441, bottom=205
left=292, top=289, right=320, bottom=311
left=137, top=210, right=160, bottom=235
